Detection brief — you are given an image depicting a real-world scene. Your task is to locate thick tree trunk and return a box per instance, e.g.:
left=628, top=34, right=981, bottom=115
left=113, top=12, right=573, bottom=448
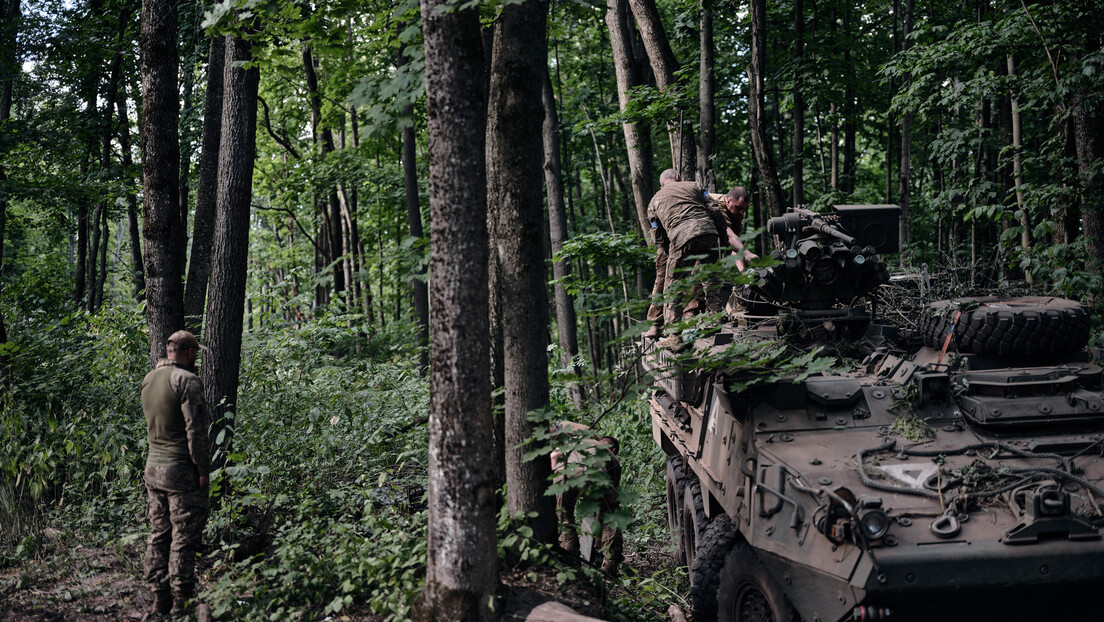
left=747, top=0, right=784, bottom=216
left=417, top=0, right=497, bottom=615
left=606, top=0, right=654, bottom=237
left=1074, top=97, right=1104, bottom=281
left=140, top=0, right=184, bottom=364
left=487, top=0, right=555, bottom=545
left=698, top=0, right=714, bottom=188
left=627, top=0, right=695, bottom=179
left=542, top=74, right=585, bottom=411
left=0, top=0, right=17, bottom=374
left=203, top=34, right=259, bottom=470
left=184, top=36, right=227, bottom=332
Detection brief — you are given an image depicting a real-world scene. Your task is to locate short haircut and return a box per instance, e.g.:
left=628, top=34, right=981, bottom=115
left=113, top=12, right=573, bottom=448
left=659, top=169, right=679, bottom=186
left=726, top=187, right=750, bottom=203
left=598, top=435, right=620, bottom=455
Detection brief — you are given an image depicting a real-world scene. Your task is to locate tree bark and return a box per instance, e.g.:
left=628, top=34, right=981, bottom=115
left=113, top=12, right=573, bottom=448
left=140, top=0, right=184, bottom=364
left=115, top=80, right=146, bottom=301
left=417, top=0, right=497, bottom=615
left=606, top=0, right=654, bottom=237
left=747, top=0, right=784, bottom=216
left=697, top=0, right=714, bottom=188
left=303, top=43, right=345, bottom=298
left=792, top=0, right=804, bottom=206
left=627, top=0, right=695, bottom=179
left=184, top=35, right=227, bottom=332
left=897, top=0, right=914, bottom=251
left=398, top=47, right=429, bottom=375
left=1006, top=54, right=1031, bottom=283
left=542, top=73, right=585, bottom=411
left=203, top=34, right=259, bottom=470
left=0, top=0, right=17, bottom=372
left=487, top=0, right=555, bottom=545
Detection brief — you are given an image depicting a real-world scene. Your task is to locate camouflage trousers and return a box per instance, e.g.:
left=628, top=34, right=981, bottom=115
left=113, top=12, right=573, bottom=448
left=557, top=483, right=624, bottom=575
left=143, top=464, right=209, bottom=594
left=662, top=233, right=721, bottom=326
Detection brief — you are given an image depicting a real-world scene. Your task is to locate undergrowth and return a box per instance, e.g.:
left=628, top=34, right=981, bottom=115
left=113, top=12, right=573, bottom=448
left=1, top=303, right=685, bottom=620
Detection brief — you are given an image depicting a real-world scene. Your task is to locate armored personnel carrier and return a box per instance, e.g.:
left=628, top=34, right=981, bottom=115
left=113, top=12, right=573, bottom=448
left=644, top=205, right=1104, bottom=622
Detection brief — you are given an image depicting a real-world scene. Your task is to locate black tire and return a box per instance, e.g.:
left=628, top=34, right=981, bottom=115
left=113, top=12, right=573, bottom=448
left=919, top=297, right=1089, bottom=357
left=689, top=513, right=739, bottom=621
left=717, top=542, right=800, bottom=622
left=681, top=480, right=708, bottom=573
left=666, top=455, right=691, bottom=565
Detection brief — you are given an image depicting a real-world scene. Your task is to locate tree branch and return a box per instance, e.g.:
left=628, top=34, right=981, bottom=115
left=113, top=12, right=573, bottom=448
left=255, top=204, right=319, bottom=251
left=258, top=95, right=301, bottom=159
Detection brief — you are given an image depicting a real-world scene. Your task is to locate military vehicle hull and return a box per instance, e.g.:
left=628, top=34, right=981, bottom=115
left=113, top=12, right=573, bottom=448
left=645, top=206, right=1104, bottom=622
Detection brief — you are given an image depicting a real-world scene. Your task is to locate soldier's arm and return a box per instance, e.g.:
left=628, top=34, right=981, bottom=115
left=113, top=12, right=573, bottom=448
left=176, top=373, right=212, bottom=478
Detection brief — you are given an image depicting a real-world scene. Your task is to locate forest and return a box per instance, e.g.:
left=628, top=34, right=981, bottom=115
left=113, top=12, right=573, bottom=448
left=1, top=0, right=1103, bottom=618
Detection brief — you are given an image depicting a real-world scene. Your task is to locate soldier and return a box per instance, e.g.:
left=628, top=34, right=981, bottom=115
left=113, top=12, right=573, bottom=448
left=643, top=169, right=722, bottom=338
left=141, top=330, right=211, bottom=618
left=719, top=187, right=758, bottom=271
left=551, top=424, right=623, bottom=576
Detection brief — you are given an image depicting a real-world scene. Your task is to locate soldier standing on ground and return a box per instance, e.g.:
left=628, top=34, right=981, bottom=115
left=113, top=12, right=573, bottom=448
left=551, top=423, right=624, bottom=576
left=141, top=330, right=211, bottom=618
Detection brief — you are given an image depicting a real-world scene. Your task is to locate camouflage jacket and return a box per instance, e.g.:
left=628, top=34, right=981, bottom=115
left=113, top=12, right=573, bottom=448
left=647, top=181, right=718, bottom=250
left=141, top=359, right=211, bottom=476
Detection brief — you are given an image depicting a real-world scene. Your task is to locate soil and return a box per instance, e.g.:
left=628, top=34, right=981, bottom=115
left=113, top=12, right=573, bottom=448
left=1, top=529, right=681, bottom=622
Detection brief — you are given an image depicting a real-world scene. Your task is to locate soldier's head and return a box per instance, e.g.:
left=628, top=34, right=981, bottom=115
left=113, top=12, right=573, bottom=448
left=167, top=330, right=203, bottom=367
left=659, top=169, right=680, bottom=187
left=724, top=187, right=750, bottom=217
left=598, top=435, right=619, bottom=456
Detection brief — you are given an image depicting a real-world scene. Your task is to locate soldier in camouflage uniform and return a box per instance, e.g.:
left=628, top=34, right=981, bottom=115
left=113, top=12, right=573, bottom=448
left=551, top=424, right=624, bottom=576
left=141, top=330, right=211, bottom=617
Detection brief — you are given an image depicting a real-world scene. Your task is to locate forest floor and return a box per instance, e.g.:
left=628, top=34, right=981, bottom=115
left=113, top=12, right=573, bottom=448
left=0, top=526, right=676, bottom=621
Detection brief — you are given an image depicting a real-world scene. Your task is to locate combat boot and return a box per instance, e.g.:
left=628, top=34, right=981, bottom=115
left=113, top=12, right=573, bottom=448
left=141, top=589, right=172, bottom=621
left=172, top=585, right=196, bottom=617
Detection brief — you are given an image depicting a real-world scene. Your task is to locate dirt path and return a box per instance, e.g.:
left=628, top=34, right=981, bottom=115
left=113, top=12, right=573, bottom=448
left=0, top=530, right=150, bottom=621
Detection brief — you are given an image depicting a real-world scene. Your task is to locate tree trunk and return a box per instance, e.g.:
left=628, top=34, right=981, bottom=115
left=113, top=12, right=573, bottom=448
left=140, top=0, right=184, bottom=364
left=697, top=0, right=714, bottom=188
left=897, top=0, right=914, bottom=251
left=542, top=74, right=585, bottom=411
left=747, top=0, right=784, bottom=216
left=487, top=0, right=555, bottom=545
left=117, top=82, right=145, bottom=300
left=1006, top=55, right=1031, bottom=283
left=398, top=50, right=429, bottom=375
left=627, top=0, right=695, bottom=179
left=417, top=0, right=497, bottom=615
left=606, top=0, right=654, bottom=237
left=0, top=0, right=17, bottom=375
left=203, top=34, right=259, bottom=470
left=303, top=43, right=345, bottom=298
left=1074, top=95, right=1104, bottom=281
left=792, top=0, right=804, bottom=206
left=184, top=35, right=227, bottom=332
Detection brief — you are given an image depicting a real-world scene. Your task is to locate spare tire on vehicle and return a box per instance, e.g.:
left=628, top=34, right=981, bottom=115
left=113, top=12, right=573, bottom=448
left=918, top=297, right=1089, bottom=357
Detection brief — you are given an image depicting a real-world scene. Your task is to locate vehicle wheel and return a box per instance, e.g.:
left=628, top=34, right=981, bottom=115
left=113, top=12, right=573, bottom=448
left=666, top=455, right=690, bottom=564
left=689, top=513, right=739, bottom=621
left=919, top=297, right=1089, bottom=357
left=717, top=542, right=800, bottom=622
left=680, top=480, right=708, bottom=573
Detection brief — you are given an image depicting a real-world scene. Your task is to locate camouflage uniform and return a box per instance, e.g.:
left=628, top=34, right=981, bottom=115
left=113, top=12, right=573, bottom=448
left=141, top=357, right=211, bottom=602
left=554, top=437, right=624, bottom=575
left=647, top=181, right=722, bottom=325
